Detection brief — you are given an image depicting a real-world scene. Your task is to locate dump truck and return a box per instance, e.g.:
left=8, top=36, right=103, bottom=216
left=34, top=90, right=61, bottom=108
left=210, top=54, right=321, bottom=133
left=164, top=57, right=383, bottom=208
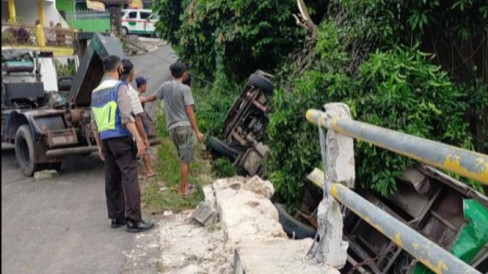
left=208, top=70, right=273, bottom=176
left=2, top=33, right=159, bottom=176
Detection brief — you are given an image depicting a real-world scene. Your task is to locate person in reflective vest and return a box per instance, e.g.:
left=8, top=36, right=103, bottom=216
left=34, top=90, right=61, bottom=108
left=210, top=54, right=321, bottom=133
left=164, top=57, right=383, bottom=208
left=91, top=55, right=154, bottom=233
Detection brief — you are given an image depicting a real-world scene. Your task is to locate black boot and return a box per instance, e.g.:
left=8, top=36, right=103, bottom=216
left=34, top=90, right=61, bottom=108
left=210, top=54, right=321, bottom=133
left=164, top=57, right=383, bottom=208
left=110, top=218, right=127, bottom=229
left=126, top=219, right=154, bottom=233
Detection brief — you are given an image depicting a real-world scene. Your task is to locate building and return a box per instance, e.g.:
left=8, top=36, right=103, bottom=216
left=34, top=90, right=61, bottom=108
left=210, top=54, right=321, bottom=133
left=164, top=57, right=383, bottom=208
left=2, top=0, right=76, bottom=56
left=2, top=0, right=69, bottom=27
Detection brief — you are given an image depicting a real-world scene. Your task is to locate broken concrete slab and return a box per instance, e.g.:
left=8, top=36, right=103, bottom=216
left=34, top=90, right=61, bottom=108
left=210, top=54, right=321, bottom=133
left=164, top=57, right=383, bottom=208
left=216, top=187, right=286, bottom=247
left=158, top=214, right=233, bottom=274
left=34, top=169, right=59, bottom=181
left=241, top=175, right=275, bottom=199
left=235, top=239, right=339, bottom=274
left=192, top=201, right=217, bottom=226
left=208, top=176, right=339, bottom=273
left=213, top=177, right=246, bottom=191
left=203, top=185, right=216, bottom=209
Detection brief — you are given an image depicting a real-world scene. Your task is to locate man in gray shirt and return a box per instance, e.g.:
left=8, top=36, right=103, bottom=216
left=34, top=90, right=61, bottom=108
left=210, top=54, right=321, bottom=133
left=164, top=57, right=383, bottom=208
left=143, top=62, right=204, bottom=195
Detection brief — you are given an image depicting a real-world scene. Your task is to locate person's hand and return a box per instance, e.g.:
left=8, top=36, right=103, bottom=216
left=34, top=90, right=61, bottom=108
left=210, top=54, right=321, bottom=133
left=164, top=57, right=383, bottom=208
left=97, top=146, right=105, bottom=162
left=136, top=139, right=146, bottom=158
left=196, top=131, right=205, bottom=142
left=144, top=138, right=150, bottom=148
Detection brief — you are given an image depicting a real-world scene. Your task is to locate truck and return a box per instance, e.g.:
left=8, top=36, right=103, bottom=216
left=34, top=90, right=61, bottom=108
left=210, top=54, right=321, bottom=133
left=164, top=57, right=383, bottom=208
left=208, top=70, right=273, bottom=176
left=2, top=33, right=159, bottom=176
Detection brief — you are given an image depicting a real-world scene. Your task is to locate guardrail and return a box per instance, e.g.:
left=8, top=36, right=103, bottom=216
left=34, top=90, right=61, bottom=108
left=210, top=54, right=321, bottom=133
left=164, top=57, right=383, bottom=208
left=306, top=109, right=488, bottom=185
left=305, top=103, right=485, bottom=274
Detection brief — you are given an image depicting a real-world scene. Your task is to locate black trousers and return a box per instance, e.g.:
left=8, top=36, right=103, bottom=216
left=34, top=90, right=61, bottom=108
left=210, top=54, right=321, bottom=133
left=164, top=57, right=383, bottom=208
left=102, top=136, right=141, bottom=221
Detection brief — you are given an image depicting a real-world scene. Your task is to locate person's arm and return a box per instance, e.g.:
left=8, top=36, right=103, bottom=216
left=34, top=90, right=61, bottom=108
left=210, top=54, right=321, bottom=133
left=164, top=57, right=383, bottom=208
left=117, top=85, right=146, bottom=157
left=141, top=94, right=156, bottom=103
left=142, top=82, right=166, bottom=103
left=135, top=114, right=149, bottom=147
left=186, top=105, right=204, bottom=141
left=182, top=86, right=204, bottom=141
left=91, top=110, right=104, bottom=161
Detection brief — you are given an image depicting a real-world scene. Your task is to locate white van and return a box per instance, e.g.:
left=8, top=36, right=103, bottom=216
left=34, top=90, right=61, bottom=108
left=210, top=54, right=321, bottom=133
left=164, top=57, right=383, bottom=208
left=121, top=9, right=160, bottom=37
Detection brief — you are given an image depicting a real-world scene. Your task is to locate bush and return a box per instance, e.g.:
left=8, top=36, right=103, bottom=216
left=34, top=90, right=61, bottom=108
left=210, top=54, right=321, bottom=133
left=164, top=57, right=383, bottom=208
left=267, top=22, right=477, bottom=204
left=3, top=27, right=32, bottom=45
left=211, top=157, right=235, bottom=178
left=154, top=0, right=305, bottom=81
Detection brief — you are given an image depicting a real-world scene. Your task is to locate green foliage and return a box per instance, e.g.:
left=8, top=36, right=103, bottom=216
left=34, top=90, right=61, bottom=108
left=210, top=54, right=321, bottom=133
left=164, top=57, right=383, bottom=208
left=211, top=157, right=235, bottom=178
left=267, top=21, right=477, bottom=201
left=154, top=0, right=305, bottom=80
left=142, top=107, right=214, bottom=212
left=403, top=0, right=488, bottom=39
left=192, top=81, right=238, bottom=139
left=153, top=0, right=487, bottom=207
left=153, top=0, right=184, bottom=45
left=54, top=59, right=77, bottom=78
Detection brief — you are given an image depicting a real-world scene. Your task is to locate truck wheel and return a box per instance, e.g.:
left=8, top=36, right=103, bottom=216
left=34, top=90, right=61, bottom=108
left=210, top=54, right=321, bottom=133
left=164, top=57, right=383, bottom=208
left=121, top=27, right=129, bottom=36
left=274, top=203, right=317, bottom=239
left=209, top=137, right=239, bottom=161
left=15, top=125, right=40, bottom=176
left=248, top=74, right=273, bottom=95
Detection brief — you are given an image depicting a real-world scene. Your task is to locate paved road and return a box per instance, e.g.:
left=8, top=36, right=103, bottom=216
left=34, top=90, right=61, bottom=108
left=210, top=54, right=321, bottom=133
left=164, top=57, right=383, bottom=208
left=1, top=45, right=176, bottom=274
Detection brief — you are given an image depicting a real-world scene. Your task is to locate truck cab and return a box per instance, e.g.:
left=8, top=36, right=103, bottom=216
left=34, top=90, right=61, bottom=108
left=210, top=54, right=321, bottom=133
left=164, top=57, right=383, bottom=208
left=2, top=33, right=159, bottom=176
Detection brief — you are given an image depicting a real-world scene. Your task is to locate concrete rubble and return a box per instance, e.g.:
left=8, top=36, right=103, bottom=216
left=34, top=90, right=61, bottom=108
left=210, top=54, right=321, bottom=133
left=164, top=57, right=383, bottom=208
left=124, top=35, right=167, bottom=56
left=34, top=169, right=59, bottom=181
left=183, top=175, right=339, bottom=273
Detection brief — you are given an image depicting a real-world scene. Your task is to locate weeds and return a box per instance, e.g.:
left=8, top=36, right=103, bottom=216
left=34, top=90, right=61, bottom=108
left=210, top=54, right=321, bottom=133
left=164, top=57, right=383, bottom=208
left=142, top=107, right=214, bottom=212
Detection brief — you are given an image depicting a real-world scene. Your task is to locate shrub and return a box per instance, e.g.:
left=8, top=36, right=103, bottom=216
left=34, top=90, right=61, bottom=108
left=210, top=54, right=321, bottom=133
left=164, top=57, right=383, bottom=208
left=154, top=0, right=305, bottom=81
left=267, top=22, right=477, bottom=204
left=211, top=157, right=235, bottom=178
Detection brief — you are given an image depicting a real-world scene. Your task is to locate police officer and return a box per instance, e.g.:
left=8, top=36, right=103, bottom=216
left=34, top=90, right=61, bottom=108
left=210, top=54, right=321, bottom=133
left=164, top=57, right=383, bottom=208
left=91, top=55, right=154, bottom=233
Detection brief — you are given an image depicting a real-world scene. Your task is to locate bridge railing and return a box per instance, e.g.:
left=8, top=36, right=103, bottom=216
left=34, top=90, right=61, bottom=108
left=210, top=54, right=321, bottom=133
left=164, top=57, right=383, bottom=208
left=305, top=103, right=486, bottom=274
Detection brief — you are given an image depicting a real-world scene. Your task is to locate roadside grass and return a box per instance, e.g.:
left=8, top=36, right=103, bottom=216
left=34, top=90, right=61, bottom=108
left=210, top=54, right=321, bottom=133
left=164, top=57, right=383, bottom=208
left=142, top=107, right=214, bottom=213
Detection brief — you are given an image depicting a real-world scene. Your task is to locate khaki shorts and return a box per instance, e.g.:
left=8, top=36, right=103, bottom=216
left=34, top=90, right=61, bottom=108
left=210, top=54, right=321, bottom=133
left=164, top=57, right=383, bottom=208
left=169, top=126, right=196, bottom=164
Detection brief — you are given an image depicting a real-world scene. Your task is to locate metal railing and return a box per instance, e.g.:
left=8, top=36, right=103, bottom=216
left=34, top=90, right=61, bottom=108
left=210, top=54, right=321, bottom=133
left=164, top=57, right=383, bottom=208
left=306, top=109, right=488, bottom=185
left=306, top=105, right=486, bottom=274
left=64, top=10, right=110, bottom=21
left=1, top=22, right=38, bottom=46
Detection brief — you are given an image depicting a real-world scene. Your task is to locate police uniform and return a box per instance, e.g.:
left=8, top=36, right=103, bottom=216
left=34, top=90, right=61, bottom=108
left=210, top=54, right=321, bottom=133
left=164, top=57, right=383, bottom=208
left=91, top=77, right=142, bottom=222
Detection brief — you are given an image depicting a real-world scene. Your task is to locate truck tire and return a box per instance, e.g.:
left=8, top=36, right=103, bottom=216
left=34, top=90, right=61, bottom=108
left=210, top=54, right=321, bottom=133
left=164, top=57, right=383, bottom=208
left=248, top=74, right=273, bottom=95
left=122, top=27, right=129, bottom=36
left=15, top=125, right=40, bottom=176
left=209, top=137, right=239, bottom=161
left=274, top=203, right=316, bottom=239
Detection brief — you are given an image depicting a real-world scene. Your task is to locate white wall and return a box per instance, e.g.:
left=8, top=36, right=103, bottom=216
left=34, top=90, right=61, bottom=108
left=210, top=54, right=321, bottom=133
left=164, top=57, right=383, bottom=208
left=13, top=0, right=68, bottom=27
left=42, top=1, right=69, bottom=28
left=13, top=0, right=39, bottom=25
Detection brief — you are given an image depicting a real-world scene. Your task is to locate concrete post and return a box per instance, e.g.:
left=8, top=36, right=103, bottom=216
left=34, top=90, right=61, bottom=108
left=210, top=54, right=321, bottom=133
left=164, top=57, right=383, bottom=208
left=323, top=103, right=355, bottom=189
left=309, top=103, right=354, bottom=268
